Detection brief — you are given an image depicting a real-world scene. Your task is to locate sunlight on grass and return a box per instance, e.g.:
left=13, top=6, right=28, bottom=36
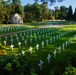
left=0, top=24, right=76, bottom=75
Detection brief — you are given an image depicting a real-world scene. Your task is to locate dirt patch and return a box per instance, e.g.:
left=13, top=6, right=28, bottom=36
left=0, top=51, right=5, bottom=55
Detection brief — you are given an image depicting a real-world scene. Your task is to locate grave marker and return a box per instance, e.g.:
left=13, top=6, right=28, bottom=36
left=38, top=60, right=44, bottom=70
left=36, top=44, right=39, bottom=50
left=54, top=50, right=56, bottom=58
left=47, top=54, right=51, bottom=64
left=29, top=46, right=33, bottom=54
left=10, top=44, right=14, bottom=51
left=3, top=40, right=7, bottom=45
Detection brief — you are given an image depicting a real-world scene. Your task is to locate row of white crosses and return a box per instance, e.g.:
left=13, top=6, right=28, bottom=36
left=2, top=30, right=72, bottom=48
left=1, top=28, right=74, bottom=51
left=22, top=28, right=58, bottom=39
left=1, top=31, right=75, bottom=71
left=38, top=54, right=51, bottom=70
left=38, top=34, right=76, bottom=71
left=5, top=28, right=60, bottom=45
left=0, top=26, right=26, bottom=33
left=2, top=29, right=72, bottom=46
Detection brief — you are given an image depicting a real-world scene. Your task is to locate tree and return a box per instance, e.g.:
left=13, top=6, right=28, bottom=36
left=11, top=0, right=24, bottom=17
left=73, top=8, right=76, bottom=21
left=24, top=3, right=34, bottom=22
left=0, top=54, right=36, bottom=75
left=66, top=5, right=73, bottom=21
left=0, top=0, right=11, bottom=24
left=41, top=3, right=49, bottom=21
left=32, top=2, right=42, bottom=22
left=24, top=3, right=42, bottom=22
left=48, top=9, right=53, bottom=20
left=12, top=0, right=21, bottom=4
left=59, top=6, right=68, bottom=20
left=55, top=10, right=59, bottom=19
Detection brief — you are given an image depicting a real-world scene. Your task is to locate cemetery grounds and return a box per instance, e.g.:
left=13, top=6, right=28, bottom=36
left=0, top=23, right=76, bottom=75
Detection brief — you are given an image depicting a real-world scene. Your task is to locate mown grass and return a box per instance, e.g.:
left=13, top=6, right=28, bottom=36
left=0, top=24, right=76, bottom=75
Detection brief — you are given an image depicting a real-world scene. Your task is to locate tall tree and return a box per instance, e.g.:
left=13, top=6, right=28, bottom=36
left=59, top=6, right=67, bottom=20
left=12, top=0, right=21, bottom=4
left=41, top=3, right=49, bottom=21
left=73, top=8, right=76, bottom=21
left=0, top=0, right=11, bottom=24
left=24, top=3, right=34, bottom=22
left=66, top=5, right=73, bottom=21
left=11, top=0, right=24, bottom=17
left=32, top=2, right=42, bottom=22
left=48, top=9, right=53, bottom=20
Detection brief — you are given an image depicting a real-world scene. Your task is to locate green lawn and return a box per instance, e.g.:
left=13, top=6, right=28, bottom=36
left=0, top=24, right=76, bottom=75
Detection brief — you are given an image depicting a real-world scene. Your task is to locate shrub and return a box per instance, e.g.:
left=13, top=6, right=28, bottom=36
left=0, top=54, right=37, bottom=75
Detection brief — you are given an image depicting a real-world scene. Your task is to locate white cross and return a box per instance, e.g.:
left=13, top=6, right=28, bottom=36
left=50, top=38, right=52, bottom=43
left=38, top=60, right=44, bottom=70
left=46, top=34, right=47, bottom=37
left=41, top=41, right=44, bottom=48
left=3, top=40, right=7, bottom=45
left=30, top=38, right=32, bottom=43
left=48, top=32, right=50, bottom=36
left=26, top=35, right=28, bottom=39
left=29, top=46, right=33, bottom=54
left=20, top=33, right=22, bottom=36
left=47, top=54, right=51, bottom=64
left=58, top=46, right=61, bottom=54
left=46, top=39, right=49, bottom=45
left=65, top=41, right=68, bottom=47
left=18, top=42, right=21, bottom=48
left=30, top=33, right=32, bottom=37
left=24, top=32, right=26, bottom=36
left=39, top=36, right=41, bottom=40
left=34, top=33, right=36, bottom=36
left=62, top=43, right=64, bottom=50
left=22, top=50, right=25, bottom=55
left=16, top=37, right=19, bottom=42
left=10, top=38, right=13, bottom=43
left=56, top=35, right=58, bottom=40
left=42, top=34, right=44, bottom=39
left=24, top=40, right=27, bottom=45
left=5, top=36, right=7, bottom=40
left=36, top=44, right=39, bottom=50
left=53, top=36, right=55, bottom=41
left=35, top=37, right=37, bottom=41
left=10, top=44, right=14, bottom=51
left=54, top=50, right=56, bottom=58
left=22, top=36, right=24, bottom=40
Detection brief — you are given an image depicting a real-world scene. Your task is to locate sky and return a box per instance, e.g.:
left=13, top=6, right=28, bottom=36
left=21, top=0, right=76, bottom=12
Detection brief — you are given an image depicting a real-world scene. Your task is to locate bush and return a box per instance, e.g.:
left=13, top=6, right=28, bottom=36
left=63, top=65, right=75, bottom=75
left=0, top=54, right=37, bottom=75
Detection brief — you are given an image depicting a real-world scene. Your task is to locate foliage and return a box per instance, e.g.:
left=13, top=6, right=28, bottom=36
left=66, top=5, right=73, bottom=21
left=0, top=54, right=37, bottom=75
left=0, top=0, right=76, bottom=24
left=73, top=8, right=76, bottom=21
left=24, top=2, right=53, bottom=22
left=59, top=6, right=68, bottom=20
left=11, top=4, right=24, bottom=17
left=63, top=65, right=75, bottom=75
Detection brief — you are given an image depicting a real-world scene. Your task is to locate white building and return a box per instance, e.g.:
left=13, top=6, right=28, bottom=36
left=11, top=13, right=23, bottom=24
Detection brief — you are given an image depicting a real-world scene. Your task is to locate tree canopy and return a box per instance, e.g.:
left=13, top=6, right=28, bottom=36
left=0, top=0, right=76, bottom=24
